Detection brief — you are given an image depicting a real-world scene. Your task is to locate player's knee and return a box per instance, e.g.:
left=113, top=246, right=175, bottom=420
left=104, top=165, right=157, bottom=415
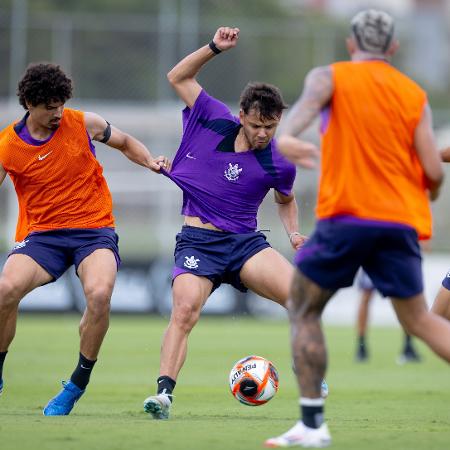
left=84, top=285, right=112, bottom=317
left=402, top=313, right=428, bottom=339
left=171, top=300, right=201, bottom=332
left=0, top=277, right=23, bottom=307
left=287, top=298, right=321, bottom=321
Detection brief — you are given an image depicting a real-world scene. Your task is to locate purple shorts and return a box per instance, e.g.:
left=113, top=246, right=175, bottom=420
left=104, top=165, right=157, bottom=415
left=173, top=225, right=270, bottom=292
left=10, top=227, right=121, bottom=281
left=296, top=218, right=423, bottom=298
left=442, top=270, right=450, bottom=290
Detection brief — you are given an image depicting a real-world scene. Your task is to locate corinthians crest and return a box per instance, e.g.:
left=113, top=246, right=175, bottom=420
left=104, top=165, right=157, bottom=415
left=184, top=255, right=200, bottom=269
left=224, top=162, right=243, bottom=181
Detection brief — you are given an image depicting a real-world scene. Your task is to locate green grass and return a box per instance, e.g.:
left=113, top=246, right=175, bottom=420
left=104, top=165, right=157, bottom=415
left=1, top=315, right=450, bottom=450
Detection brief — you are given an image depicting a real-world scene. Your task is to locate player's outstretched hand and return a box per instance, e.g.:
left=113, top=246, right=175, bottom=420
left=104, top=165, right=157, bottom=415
left=212, top=27, right=240, bottom=52
left=277, top=135, right=319, bottom=169
left=150, top=155, right=172, bottom=173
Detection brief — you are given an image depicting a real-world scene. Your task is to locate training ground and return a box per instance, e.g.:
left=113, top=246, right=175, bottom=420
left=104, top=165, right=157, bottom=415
left=1, top=315, right=449, bottom=450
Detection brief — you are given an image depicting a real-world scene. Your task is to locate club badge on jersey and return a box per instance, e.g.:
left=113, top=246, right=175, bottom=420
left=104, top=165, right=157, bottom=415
left=224, top=163, right=243, bottom=181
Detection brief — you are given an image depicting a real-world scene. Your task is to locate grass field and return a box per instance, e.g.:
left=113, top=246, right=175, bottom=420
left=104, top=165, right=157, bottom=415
left=1, top=315, right=449, bottom=450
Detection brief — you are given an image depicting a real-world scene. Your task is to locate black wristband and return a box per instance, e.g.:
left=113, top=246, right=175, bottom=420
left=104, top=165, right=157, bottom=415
left=208, top=40, right=222, bottom=55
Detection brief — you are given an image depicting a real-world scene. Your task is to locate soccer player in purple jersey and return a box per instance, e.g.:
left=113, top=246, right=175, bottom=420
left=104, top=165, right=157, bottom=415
left=143, top=27, right=319, bottom=420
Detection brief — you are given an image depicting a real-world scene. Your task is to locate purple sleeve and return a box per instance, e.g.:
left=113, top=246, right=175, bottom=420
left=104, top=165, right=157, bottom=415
left=181, top=89, right=233, bottom=136
left=272, top=142, right=297, bottom=196
left=275, top=163, right=296, bottom=196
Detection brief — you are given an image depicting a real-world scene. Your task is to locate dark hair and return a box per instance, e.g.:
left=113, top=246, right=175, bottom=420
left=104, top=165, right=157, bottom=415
left=239, top=82, right=287, bottom=120
left=17, top=63, right=73, bottom=109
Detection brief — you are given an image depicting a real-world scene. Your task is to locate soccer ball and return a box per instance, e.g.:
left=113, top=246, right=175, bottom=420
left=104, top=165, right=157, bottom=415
left=229, top=355, right=279, bottom=406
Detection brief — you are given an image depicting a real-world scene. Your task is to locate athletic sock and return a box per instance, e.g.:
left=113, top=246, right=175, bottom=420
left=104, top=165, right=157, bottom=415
left=157, top=375, right=176, bottom=403
left=358, top=335, right=366, bottom=348
left=300, top=397, right=324, bottom=429
left=0, top=351, right=7, bottom=380
left=403, top=334, right=413, bottom=352
left=70, top=353, right=97, bottom=390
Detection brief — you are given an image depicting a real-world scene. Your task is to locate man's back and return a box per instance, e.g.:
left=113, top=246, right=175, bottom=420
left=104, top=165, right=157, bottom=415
left=318, top=60, right=431, bottom=238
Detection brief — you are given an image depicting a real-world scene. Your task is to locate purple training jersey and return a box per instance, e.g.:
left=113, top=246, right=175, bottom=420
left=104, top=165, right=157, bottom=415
left=163, top=90, right=296, bottom=233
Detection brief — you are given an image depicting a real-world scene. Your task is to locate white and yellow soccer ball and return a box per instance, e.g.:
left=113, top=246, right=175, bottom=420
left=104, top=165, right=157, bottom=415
left=229, top=355, right=279, bottom=406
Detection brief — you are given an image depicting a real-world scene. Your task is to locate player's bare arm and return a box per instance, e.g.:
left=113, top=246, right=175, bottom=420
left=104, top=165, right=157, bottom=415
left=413, top=104, right=444, bottom=200
left=281, top=66, right=333, bottom=137
left=167, top=26, right=239, bottom=108
left=275, top=66, right=331, bottom=168
left=84, top=112, right=170, bottom=173
left=440, top=146, right=450, bottom=162
left=0, top=164, right=6, bottom=187
left=274, top=190, right=307, bottom=250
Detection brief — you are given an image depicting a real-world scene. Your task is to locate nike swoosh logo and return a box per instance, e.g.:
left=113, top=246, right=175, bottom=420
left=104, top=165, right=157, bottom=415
left=186, top=152, right=196, bottom=160
left=80, top=364, right=92, bottom=370
left=38, top=151, right=52, bottom=161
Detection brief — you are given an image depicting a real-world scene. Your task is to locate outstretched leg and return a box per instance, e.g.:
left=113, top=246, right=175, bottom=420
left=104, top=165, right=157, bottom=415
left=431, top=285, right=450, bottom=320
left=392, top=293, right=450, bottom=362
left=240, top=248, right=329, bottom=397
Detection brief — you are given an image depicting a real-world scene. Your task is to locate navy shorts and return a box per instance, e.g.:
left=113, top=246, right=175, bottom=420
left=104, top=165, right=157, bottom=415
left=173, top=225, right=271, bottom=292
left=442, top=270, right=450, bottom=290
left=10, top=227, right=121, bottom=281
left=295, top=219, right=423, bottom=298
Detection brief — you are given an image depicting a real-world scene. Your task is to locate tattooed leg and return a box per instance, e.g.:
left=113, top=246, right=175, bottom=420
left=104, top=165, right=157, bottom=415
left=288, top=270, right=336, bottom=398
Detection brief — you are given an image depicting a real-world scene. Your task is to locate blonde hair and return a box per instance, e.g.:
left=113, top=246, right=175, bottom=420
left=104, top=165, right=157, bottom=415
left=351, top=9, right=395, bottom=54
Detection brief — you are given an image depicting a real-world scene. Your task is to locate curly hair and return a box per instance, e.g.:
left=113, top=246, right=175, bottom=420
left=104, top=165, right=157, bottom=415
left=239, top=82, right=287, bottom=120
left=17, top=63, right=73, bottom=109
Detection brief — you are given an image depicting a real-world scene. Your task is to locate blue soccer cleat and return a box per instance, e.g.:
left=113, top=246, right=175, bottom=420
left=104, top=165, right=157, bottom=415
left=43, top=380, right=85, bottom=416
left=0, top=379, right=3, bottom=396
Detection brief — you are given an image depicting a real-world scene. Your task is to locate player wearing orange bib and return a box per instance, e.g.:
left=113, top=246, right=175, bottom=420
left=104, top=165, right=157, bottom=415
left=0, top=63, right=170, bottom=414
left=265, top=10, right=450, bottom=448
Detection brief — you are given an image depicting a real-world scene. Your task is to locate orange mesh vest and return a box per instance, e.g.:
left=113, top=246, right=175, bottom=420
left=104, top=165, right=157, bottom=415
left=0, top=108, right=114, bottom=241
left=318, top=61, right=431, bottom=238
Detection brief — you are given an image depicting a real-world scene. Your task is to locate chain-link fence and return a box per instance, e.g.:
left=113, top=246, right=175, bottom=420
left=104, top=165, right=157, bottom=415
left=1, top=3, right=450, bottom=257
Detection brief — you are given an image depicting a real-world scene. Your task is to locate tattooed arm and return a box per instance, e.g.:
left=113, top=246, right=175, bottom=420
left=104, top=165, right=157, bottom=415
left=277, top=66, right=333, bottom=166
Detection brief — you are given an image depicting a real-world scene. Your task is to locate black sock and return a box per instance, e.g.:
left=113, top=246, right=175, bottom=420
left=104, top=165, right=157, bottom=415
left=301, top=398, right=324, bottom=429
left=404, top=334, right=412, bottom=352
left=70, top=353, right=97, bottom=390
left=358, top=335, right=366, bottom=347
left=0, top=351, right=7, bottom=381
left=157, top=375, right=176, bottom=402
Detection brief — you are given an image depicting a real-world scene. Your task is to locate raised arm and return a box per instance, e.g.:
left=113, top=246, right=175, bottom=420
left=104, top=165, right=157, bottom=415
left=167, top=26, right=239, bottom=108
left=413, top=104, right=444, bottom=200
left=276, top=66, right=332, bottom=167
left=84, top=112, right=170, bottom=173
